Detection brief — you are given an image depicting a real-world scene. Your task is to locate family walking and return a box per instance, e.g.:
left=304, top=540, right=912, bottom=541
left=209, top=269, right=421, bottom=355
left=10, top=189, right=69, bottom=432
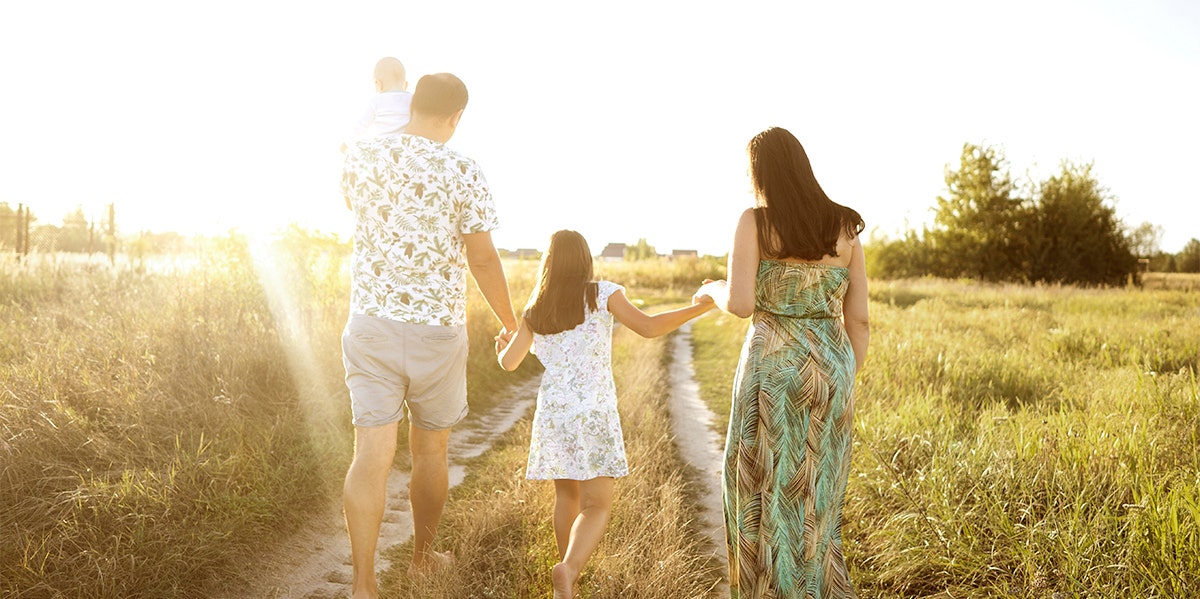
left=339, top=59, right=870, bottom=599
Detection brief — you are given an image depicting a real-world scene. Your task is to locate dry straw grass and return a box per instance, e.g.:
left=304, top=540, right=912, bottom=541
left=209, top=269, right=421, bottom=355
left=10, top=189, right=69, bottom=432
left=1, top=240, right=720, bottom=598
left=383, top=329, right=723, bottom=598
left=1, top=237, right=350, bottom=598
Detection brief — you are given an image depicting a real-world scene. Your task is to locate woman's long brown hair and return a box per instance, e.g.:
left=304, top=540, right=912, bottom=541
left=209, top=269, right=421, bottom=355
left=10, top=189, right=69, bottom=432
left=748, top=127, right=865, bottom=260
left=523, top=230, right=599, bottom=335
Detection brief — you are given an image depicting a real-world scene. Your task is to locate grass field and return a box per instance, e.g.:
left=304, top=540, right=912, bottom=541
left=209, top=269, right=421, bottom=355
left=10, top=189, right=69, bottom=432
left=0, top=239, right=720, bottom=598
left=4, top=237, right=1197, bottom=598
left=1140, top=272, right=1200, bottom=292
left=692, top=279, right=1200, bottom=598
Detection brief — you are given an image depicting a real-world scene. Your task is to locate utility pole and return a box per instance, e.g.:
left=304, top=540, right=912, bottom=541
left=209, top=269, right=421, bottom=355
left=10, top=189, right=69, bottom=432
left=15, top=203, right=27, bottom=260
left=107, top=203, right=116, bottom=265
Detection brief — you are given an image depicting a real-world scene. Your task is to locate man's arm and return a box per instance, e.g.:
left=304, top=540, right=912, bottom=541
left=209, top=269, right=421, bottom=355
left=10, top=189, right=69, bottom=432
left=463, top=231, right=518, bottom=333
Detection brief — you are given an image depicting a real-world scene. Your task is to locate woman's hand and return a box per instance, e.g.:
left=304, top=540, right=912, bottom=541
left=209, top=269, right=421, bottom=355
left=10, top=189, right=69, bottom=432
left=694, top=280, right=727, bottom=305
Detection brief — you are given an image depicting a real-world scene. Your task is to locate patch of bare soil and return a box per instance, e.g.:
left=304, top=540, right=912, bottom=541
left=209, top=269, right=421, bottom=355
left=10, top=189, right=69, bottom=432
left=667, top=323, right=729, bottom=594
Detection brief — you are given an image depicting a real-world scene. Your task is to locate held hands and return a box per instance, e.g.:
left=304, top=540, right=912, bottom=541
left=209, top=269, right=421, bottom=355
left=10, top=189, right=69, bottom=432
left=693, top=279, right=726, bottom=306
left=494, top=328, right=515, bottom=355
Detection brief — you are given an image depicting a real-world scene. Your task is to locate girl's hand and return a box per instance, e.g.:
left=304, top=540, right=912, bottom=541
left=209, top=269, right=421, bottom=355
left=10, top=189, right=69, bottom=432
left=696, top=279, right=720, bottom=304
left=694, top=280, right=726, bottom=304
left=494, top=328, right=514, bottom=354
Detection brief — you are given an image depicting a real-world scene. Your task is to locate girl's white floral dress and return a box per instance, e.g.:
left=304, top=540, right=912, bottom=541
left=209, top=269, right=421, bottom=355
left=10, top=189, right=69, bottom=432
left=526, top=281, right=629, bottom=480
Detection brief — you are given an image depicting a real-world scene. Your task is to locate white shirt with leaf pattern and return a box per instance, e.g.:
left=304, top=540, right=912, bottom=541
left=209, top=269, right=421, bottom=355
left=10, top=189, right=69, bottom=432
left=342, top=134, right=498, bottom=326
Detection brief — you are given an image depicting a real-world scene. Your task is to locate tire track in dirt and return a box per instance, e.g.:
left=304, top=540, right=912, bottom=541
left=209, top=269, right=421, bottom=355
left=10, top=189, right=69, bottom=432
left=667, top=323, right=729, bottom=595
left=223, top=376, right=540, bottom=599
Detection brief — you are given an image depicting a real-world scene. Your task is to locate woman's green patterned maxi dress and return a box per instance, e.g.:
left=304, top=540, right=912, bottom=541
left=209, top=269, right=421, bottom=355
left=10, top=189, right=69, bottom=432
left=723, top=260, right=857, bottom=599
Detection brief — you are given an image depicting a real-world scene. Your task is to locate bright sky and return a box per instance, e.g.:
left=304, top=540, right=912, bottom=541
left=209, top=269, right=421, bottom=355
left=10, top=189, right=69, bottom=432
left=2, top=0, right=1197, bottom=255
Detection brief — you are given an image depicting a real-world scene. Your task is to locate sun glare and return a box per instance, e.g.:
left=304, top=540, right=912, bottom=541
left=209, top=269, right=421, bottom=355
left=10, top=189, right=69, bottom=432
left=246, top=236, right=342, bottom=440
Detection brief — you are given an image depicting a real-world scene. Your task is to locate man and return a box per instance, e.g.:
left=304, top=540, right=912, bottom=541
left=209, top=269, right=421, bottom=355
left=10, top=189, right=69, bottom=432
left=340, top=72, right=518, bottom=599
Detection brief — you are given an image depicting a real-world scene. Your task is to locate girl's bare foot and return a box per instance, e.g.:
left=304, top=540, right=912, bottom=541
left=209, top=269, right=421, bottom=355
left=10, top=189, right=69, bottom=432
left=551, top=562, right=575, bottom=599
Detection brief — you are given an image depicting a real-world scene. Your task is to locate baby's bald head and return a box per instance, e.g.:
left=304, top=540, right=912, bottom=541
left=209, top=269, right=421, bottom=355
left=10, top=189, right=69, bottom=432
left=373, top=57, right=407, bottom=92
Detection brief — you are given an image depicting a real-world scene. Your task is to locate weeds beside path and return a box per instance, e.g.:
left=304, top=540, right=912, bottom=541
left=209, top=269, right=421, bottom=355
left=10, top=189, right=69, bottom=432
left=215, top=376, right=541, bottom=599
left=373, top=328, right=724, bottom=598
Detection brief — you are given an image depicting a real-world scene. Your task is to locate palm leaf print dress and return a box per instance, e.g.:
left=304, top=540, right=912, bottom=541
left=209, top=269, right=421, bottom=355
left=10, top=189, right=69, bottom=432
left=723, top=260, right=857, bottom=599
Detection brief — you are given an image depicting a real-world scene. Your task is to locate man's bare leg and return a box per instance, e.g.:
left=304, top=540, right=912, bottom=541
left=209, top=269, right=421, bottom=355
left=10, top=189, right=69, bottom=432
left=344, top=422, right=399, bottom=599
left=409, top=424, right=452, bottom=571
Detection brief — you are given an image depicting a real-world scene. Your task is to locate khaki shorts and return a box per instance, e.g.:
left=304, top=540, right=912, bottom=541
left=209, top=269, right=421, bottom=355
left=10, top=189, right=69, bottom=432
left=341, top=314, right=468, bottom=429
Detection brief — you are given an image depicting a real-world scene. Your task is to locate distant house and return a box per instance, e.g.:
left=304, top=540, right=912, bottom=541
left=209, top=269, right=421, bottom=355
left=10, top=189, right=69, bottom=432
left=599, top=243, right=626, bottom=262
left=671, top=249, right=698, bottom=260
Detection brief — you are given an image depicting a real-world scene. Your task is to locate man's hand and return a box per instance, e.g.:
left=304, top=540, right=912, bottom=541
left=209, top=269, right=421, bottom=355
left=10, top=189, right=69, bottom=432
left=494, top=328, right=515, bottom=355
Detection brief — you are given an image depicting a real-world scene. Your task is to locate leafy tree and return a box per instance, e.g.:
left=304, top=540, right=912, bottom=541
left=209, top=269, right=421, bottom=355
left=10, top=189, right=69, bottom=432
left=1148, top=251, right=1176, bottom=273
left=865, top=228, right=935, bottom=279
left=58, top=205, right=93, bottom=253
left=0, top=202, right=15, bottom=249
left=1127, top=221, right=1164, bottom=258
left=1026, top=162, right=1135, bottom=285
left=624, top=238, right=657, bottom=261
left=1179, top=238, right=1200, bottom=273
left=927, top=144, right=1028, bottom=281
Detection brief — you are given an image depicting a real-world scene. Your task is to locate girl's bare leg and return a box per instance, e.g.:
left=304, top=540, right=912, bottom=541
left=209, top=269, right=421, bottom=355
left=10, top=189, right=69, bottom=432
left=552, top=480, right=581, bottom=560
left=552, top=477, right=615, bottom=598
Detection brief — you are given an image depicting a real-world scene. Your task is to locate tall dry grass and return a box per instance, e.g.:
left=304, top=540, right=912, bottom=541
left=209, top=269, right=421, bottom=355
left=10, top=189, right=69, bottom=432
left=0, top=232, right=541, bottom=598
left=593, top=256, right=725, bottom=300
left=380, top=326, right=724, bottom=598
left=1, top=234, right=351, bottom=598
left=1140, top=272, right=1200, bottom=292
left=690, top=278, right=1200, bottom=598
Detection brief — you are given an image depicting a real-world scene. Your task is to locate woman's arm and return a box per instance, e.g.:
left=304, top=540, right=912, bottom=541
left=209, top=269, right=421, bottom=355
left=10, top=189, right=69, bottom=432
left=703, top=208, right=759, bottom=318
left=497, top=319, right=534, bottom=371
left=607, top=289, right=715, bottom=338
left=843, top=235, right=870, bottom=373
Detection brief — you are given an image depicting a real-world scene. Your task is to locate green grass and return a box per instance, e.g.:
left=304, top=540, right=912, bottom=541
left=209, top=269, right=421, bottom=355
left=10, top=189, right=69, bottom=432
left=689, top=278, right=1200, bottom=597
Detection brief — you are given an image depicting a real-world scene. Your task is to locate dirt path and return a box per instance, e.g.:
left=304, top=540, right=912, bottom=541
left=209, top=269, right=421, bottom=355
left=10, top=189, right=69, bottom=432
left=223, top=330, right=722, bottom=598
left=667, top=323, right=729, bottom=593
left=226, top=376, right=540, bottom=599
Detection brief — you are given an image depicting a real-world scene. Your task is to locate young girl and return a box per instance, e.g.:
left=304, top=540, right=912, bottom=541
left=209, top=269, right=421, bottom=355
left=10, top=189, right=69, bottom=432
left=496, top=230, right=714, bottom=599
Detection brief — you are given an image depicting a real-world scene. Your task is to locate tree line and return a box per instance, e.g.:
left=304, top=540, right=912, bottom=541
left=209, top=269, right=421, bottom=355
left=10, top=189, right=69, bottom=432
left=1, top=203, right=112, bottom=254
left=1, top=203, right=189, bottom=257
left=867, top=143, right=1199, bottom=284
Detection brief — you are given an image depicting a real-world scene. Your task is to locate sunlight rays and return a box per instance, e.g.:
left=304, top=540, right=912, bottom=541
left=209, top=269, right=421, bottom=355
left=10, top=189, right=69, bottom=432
left=247, top=234, right=344, bottom=444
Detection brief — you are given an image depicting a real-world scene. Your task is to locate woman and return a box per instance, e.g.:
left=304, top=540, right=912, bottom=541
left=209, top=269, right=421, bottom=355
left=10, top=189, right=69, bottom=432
left=702, top=127, right=869, bottom=598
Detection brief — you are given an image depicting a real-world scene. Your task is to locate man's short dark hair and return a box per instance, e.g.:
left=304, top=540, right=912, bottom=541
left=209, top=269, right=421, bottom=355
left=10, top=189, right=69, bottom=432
left=411, top=73, right=468, bottom=118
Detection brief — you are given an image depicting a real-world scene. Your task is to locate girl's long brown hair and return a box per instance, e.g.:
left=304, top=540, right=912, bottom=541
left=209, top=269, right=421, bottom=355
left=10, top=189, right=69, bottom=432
left=523, top=230, right=599, bottom=336
left=748, top=127, right=865, bottom=260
